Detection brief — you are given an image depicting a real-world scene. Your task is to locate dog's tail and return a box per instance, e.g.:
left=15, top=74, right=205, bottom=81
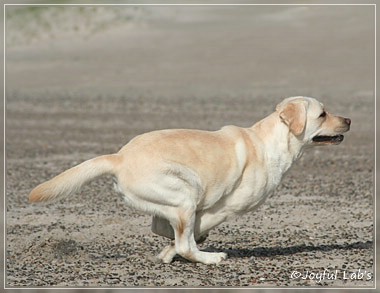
left=29, top=154, right=121, bottom=203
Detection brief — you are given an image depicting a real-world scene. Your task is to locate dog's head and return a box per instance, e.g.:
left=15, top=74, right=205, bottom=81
left=276, top=96, right=351, bottom=146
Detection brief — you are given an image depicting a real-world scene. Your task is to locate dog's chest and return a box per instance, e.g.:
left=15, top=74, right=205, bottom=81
left=224, top=158, right=292, bottom=213
left=265, top=149, right=294, bottom=184
left=112, top=177, right=124, bottom=195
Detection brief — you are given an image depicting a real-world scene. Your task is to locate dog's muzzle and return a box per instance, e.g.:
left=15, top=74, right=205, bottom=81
left=312, top=134, right=344, bottom=144
left=312, top=117, right=351, bottom=145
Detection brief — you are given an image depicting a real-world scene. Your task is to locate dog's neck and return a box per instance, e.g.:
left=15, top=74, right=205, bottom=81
left=250, top=112, right=305, bottom=171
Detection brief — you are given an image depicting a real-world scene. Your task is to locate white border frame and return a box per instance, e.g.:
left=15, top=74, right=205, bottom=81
left=3, top=2, right=377, bottom=290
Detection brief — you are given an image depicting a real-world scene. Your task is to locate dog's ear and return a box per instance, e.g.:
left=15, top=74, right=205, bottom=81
left=278, top=102, right=307, bottom=136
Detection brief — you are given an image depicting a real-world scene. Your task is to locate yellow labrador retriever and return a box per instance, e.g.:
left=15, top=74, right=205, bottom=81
left=29, top=96, right=351, bottom=264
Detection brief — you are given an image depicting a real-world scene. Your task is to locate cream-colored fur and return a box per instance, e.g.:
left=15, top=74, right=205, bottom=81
left=29, top=96, right=351, bottom=264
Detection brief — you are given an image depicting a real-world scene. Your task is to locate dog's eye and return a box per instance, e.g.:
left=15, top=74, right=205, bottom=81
left=319, top=111, right=327, bottom=118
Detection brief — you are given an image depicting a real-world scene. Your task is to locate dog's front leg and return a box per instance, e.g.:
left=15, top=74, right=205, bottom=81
left=157, top=241, right=176, bottom=263
left=194, top=208, right=229, bottom=238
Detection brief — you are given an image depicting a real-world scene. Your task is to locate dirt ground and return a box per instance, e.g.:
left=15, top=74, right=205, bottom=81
left=5, top=3, right=375, bottom=289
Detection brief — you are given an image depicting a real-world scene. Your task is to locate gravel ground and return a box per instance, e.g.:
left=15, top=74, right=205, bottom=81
left=4, top=3, right=375, bottom=289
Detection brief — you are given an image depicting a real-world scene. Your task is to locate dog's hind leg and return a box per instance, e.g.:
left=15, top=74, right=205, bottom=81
left=155, top=207, right=226, bottom=264
left=157, top=234, right=209, bottom=263
left=157, top=236, right=209, bottom=263
left=120, top=163, right=226, bottom=264
left=155, top=215, right=209, bottom=263
left=169, top=204, right=227, bottom=265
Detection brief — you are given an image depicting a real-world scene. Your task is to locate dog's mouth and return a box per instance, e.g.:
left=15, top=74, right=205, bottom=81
left=312, top=135, right=344, bottom=145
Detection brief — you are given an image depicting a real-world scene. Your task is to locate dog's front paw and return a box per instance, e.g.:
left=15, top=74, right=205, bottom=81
left=157, top=243, right=176, bottom=263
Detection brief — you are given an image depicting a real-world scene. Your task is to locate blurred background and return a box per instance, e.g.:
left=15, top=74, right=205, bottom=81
left=5, top=2, right=374, bottom=100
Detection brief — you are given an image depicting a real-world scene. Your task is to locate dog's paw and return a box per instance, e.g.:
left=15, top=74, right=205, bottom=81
left=199, top=251, right=228, bottom=265
left=157, top=244, right=176, bottom=263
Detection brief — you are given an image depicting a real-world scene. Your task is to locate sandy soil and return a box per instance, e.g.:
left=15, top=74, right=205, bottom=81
left=5, top=4, right=375, bottom=288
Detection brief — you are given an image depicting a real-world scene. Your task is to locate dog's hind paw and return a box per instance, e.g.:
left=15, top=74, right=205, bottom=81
left=202, top=252, right=228, bottom=264
left=186, top=251, right=228, bottom=265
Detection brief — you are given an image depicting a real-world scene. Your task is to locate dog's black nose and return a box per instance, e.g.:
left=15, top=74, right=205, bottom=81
left=345, top=118, right=351, bottom=126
